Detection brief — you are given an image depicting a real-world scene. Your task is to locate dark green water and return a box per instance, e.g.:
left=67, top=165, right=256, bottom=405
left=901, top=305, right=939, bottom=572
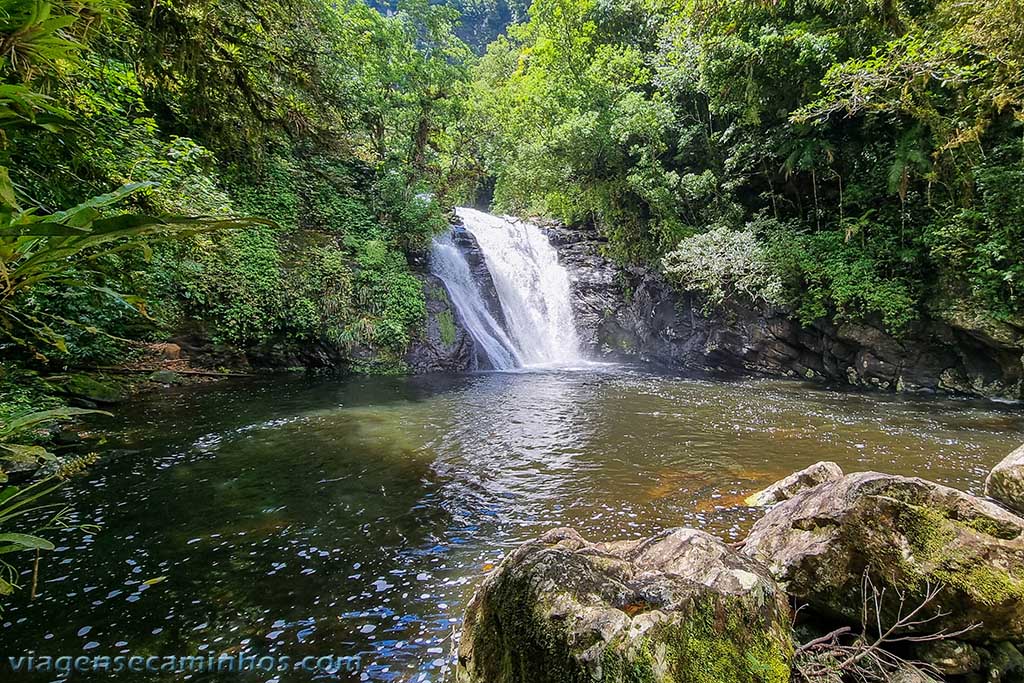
left=2, top=367, right=1022, bottom=681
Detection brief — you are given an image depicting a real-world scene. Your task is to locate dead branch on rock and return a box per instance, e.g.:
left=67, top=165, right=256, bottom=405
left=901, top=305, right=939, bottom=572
left=793, top=573, right=982, bottom=682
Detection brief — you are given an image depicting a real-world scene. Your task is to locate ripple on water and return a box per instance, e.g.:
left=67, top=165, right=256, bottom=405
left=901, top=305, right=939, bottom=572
left=2, top=369, right=1021, bottom=681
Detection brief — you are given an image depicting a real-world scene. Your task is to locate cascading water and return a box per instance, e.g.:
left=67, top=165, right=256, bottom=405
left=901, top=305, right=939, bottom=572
left=429, top=208, right=582, bottom=369
left=429, top=232, right=522, bottom=370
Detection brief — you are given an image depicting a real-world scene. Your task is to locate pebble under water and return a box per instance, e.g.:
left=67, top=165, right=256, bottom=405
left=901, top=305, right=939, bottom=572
left=3, top=367, right=1023, bottom=682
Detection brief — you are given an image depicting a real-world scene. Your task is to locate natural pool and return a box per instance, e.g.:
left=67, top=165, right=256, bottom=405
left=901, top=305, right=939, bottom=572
left=3, top=366, right=1022, bottom=681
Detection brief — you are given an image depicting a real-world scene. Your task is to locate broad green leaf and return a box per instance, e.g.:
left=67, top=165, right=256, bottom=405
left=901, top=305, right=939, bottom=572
left=0, top=533, right=55, bottom=551
left=0, top=166, right=18, bottom=209
left=1, top=407, right=108, bottom=436
left=0, top=442, right=52, bottom=461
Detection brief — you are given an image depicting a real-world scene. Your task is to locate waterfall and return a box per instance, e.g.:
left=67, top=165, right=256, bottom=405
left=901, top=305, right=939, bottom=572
left=430, top=207, right=582, bottom=370
left=429, top=232, right=523, bottom=370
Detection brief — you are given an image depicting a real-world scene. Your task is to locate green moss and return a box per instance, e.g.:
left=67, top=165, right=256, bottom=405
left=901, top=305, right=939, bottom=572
left=54, top=373, right=127, bottom=403
left=602, top=642, right=659, bottom=683
left=899, top=505, right=956, bottom=558
left=438, top=309, right=457, bottom=346
left=665, top=598, right=791, bottom=683
left=593, top=597, right=791, bottom=683
left=895, top=503, right=1024, bottom=606
left=960, top=514, right=1021, bottom=540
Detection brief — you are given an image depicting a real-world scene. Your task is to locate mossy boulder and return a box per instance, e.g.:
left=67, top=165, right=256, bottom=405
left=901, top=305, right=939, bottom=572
left=741, top=472, right=1024, bottom=642
left=744, top=461, right=843, bottom=507
left=456, top=527, right=793, bottom=683
left=148, top=370, right=183, bottom=385
left=0, top=446, right=48, bottom=483
left=986, top=443, right=1024, bottom=515
left=52, top=373, right=126, bottom=404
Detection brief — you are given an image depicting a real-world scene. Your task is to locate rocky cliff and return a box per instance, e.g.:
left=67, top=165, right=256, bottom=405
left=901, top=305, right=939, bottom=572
left=405, top=272, right=476, bottom=373
left=545, top=222, right=1024, bottom=401
left=406, top=221, right=507, bottom=373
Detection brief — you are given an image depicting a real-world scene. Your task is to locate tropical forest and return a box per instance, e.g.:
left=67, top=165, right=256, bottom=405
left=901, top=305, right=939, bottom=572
left=0, top=0, right=1023, bottom=681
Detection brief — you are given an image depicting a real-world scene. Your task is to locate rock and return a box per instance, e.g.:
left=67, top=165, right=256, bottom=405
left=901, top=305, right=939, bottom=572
left=52, top=373, right=126, bottom=404
left=456, top=527, right=793, bottom=683
left=53, top=428, right=85, bottom=446
left=169, top=331, right=253, bottom=371
left=0, top=452, right=44, bottom=483
left=742, top=472, right=1024, bottom=642
left=148, top=370, right=183, bottom=385
left=149, top=342, right=182, bottom=360
left=987, top=443, right=1024, bottom=515
left=450, top=223, right=507, bottom=331
left=980, top=642, right=1024, bottom=682
left=405, top=274, right=475, bottom=373
left=547, top=219, right=1024, bottom=400
left=915, top=640, right=982, bottom=675
left=745, top=461, right=844, bottom=506
left=891, top=663, right=942, bottom=683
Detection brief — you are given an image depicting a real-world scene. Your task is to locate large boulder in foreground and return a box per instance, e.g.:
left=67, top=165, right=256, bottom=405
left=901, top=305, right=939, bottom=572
left=744, top=461, right=843, bottom=507
left=986, top=443, right=1024, bottom=515
left=742, top=472, right=1024, bottom=641
left=456, top=527, right=792, bottom=683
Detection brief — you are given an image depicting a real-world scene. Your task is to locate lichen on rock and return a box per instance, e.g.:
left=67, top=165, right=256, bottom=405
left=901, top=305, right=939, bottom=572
left=456, top=527, right=792, bottom=683
left=741, top=471, right=1024, bottom=642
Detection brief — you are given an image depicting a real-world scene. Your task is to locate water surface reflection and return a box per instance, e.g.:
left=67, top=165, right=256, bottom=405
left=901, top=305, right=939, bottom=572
left=3, top=368, right=1021, bottom=681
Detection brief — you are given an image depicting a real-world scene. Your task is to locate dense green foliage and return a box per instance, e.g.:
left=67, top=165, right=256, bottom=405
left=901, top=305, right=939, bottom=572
left=370, top=0, right=530, bottom=53
left=0, top=0, right=477, bottom=595
left=471, top=0, right=1024, bottom=331
left=1, top=0, right=474, bottom=373
left=2, top=0, right=1021, bottom=376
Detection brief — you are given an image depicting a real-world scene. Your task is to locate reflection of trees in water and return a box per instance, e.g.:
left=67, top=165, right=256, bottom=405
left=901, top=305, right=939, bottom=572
left=4, top=372, right=1021, bottom=681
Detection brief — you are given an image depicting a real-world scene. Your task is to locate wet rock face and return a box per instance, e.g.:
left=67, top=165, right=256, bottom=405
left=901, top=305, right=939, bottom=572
left=987, top=443, right=1024, bottom=515
left=744, top=461, right=844, bottom=507
left=981, top=641, right=1024, bottom=682
left=405, top=274, right=475, bottom=373
left=547, top=221, right=1024, bottom=400
left=450, top=222, right=507, bottom=332
left=741, top=472, right=1024, bottom=642
left=456, top=527, right=793, bottom=683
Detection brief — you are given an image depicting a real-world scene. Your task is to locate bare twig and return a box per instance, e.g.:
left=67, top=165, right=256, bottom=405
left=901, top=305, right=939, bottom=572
left=793, top=571, right=982, bottom=682
left=30, top=548, right=39, bottom=600
left=795, top=627, right=852, bottom=654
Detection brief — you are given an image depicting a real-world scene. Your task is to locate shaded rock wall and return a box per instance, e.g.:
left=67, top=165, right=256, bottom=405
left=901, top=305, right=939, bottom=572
left=406, top=273, right=475, bottom=373
left=449, top=221, right=508, bottom=334
left=545, top=222, right=1024, bottom=400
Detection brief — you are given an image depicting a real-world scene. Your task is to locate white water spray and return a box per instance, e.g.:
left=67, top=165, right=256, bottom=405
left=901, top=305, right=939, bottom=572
left=431, top=208, right=581, bottom=369
left=429, top=232, right=523, bottom=370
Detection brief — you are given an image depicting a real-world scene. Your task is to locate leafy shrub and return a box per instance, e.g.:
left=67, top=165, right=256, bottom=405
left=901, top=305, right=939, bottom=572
left=925, top=144, right=1024, bottom=320
left=662, top=225, right=784, bottom=307
left=769, top=229, right=919, bottom=331
left=347, top=240, right=426, bottom=355
left=0, top=366, right=61, bottom=426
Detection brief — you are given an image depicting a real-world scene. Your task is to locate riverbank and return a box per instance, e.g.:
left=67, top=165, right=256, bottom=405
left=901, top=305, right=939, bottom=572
left=545, top=220, right=1024, bottom=402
